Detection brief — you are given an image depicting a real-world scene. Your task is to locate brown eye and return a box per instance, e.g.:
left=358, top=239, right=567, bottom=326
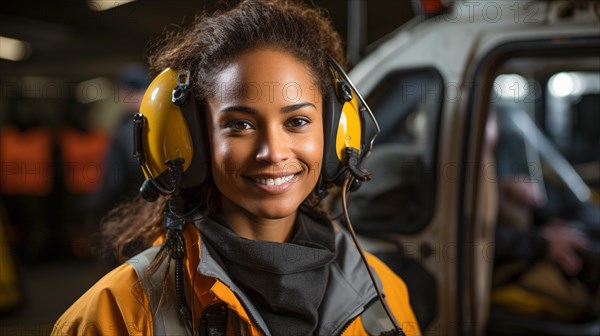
left=226, top=120, right=254, bottom=131
left=286, top=117, right=310, bottom=128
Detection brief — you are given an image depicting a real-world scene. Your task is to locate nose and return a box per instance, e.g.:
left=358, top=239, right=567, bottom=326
left=255, top=126, right=291, bottom=164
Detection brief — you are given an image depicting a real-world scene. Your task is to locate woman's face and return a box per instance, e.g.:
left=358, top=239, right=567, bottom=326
left=206, top=48, right=323, bottom=222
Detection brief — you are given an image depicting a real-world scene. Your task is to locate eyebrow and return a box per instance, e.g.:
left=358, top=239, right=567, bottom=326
left=220, top=102, right=317, bottom=114
left=281, top=102, right=317, bottom=113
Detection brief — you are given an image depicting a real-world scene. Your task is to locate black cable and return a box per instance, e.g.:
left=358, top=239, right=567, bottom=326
left=173, top=231, right=194, bottom=335
left=341, top=177, right=405, bottom=335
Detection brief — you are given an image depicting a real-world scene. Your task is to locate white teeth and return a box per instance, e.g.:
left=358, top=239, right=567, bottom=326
left=254, top=174, right=296, bottom=186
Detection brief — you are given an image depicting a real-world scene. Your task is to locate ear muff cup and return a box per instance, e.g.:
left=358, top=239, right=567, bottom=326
left=321, top=58, right=374, bottom=190
left=322, top=83, right=357, bottom=185
left=135, top=68, right=207, bottom=194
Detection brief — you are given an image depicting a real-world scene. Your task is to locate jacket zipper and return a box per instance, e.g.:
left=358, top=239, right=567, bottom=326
left=337, top=316, right=358, bottom=336
left=219, top=281, right=269, bottom=336
left=337, top=296, right=380, bottom=336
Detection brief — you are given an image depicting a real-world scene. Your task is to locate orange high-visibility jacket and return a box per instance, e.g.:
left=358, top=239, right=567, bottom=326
left=53, top=223, right=421, bottom=336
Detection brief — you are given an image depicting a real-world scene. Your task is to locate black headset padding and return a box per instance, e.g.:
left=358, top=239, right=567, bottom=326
left=177, top=96, right=208, bottom=189
left=322, top=83, right=349, bottom=187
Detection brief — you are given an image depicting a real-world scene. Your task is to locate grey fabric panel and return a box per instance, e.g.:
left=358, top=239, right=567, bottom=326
left=316, top=231, right=379, bottom=335
left=127, top=246, right=189, bottom=336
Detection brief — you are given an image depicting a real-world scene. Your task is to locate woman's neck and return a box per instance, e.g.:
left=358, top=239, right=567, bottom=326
left=220, top=198, right=297, bottom=243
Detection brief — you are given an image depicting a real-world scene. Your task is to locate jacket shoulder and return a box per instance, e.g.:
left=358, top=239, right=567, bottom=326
left=52, top=262, right=152, bottom=336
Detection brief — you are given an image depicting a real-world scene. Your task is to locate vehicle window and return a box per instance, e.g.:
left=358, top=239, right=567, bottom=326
left=349, top=68, right=443, bottom=235
left=485, top=54, right=600, bottom=333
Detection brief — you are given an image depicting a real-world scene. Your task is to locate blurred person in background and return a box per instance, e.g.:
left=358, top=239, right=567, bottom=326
left=88, top=63, right=148, bottom=217
left=487, top=108, right=599, bottom=322
left=0, top=92, right=59, bottom=263
left=84, top=63, right=148, bottom=267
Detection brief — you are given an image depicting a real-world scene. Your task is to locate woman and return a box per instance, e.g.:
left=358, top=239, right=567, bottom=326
left=52, top=1, right=420, bottom=335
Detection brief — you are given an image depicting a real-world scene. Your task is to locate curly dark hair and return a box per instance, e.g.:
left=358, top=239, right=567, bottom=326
left=99, top=0, right=345, bottom=265
left=148, top=0, right=345, bottom=100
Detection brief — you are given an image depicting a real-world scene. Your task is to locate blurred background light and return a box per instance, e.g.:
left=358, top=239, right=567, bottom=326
left=87, top=0, right=136, bottom=12
left=0, top=35, right=30, bottom=61
left=76, top=77, right=112, bottom=103
left=493, top=74, right=529, bottom=100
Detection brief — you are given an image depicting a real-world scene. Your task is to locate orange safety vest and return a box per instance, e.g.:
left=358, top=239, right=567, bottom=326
left=0, top=126, right=53, bottom=196
left=59, top=129, right=109, bottom=194
left=52, top=224, right=421, bottom=336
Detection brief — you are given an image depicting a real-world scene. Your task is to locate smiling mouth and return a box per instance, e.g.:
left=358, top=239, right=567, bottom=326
left=252, top=173, right=298, bottom=186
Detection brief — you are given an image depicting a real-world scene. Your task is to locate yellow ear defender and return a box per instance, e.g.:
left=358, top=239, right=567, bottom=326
left=133, top=68, right=207, bottom=201
left=320, top=56, right=380, bottom=193
left=133, top=57, right=379, bottom=201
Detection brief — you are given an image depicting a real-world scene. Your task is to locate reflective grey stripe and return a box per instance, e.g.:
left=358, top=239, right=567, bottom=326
left=127, top=247, right=189, bottom=336
left=361, top=299, right=399, bottom=336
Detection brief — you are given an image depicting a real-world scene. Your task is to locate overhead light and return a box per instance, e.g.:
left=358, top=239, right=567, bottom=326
left=88, top=0, right=136, bottom=12
left=548, top=72, right=591, bottom=98
left=493, top=74, right=529, bottom=100
left=0, top=36, right=30, bottom=61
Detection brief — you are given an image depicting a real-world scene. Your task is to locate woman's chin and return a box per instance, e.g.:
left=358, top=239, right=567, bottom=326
left=249, top=206, right=298, bottom=221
